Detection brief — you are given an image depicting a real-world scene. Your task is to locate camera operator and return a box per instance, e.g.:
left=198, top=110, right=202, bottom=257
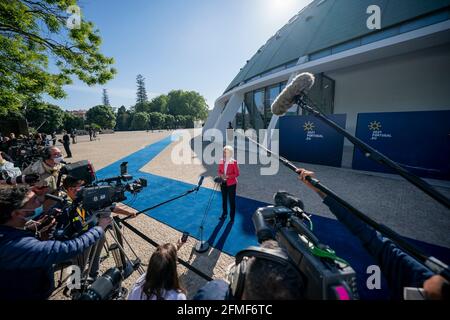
left=0, top=185, right=112, bottom=300
left=22, top=146, right=65, bottom=194
left=59, top=176, right=136, bottom=280
left=193, top=239, right=305, bottom=300
left=296, top=168, right=449, bottom=300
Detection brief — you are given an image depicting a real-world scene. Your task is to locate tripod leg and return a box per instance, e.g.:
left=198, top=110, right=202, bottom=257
left=107, top=221, right=144, bottom=274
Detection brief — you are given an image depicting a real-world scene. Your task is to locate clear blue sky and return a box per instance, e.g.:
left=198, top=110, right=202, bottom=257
left=46, top=0, right=313, bottom=110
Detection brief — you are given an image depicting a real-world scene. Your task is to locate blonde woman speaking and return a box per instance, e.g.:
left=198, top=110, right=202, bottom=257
left=217, top=145, right=239, bottom=223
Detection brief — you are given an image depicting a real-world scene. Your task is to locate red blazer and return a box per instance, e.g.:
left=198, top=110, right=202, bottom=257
left=218, top=158, right=240, bottom=186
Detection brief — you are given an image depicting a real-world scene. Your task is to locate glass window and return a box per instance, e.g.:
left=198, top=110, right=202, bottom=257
left=267, top=85, right=280, bottom=106
left=253, top=90, right=265, bottom=116
left=237, top=80, right=297, bottom=130
left=234, top=102, right=254, bottom=131
left=253, top=89, right=266, bottom=130
left=266, top=85, right=280, bottom=127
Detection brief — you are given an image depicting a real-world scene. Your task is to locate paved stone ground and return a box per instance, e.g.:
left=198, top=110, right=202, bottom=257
left=51, top=130, right=450, bottom=300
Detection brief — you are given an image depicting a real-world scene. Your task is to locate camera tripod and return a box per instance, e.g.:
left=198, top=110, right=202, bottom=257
left=52, top=214, right=145, bottom=300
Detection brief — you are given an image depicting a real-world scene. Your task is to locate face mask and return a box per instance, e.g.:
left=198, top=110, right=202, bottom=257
left=53, top=156, right=64, bottom=164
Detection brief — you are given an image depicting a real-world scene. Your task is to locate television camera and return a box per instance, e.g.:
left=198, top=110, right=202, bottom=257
left=251, top=191, right=358, bottom=300
left=43, top=161, right=147, bottom=239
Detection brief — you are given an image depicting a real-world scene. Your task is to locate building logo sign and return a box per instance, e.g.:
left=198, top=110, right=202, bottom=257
left=303, top=121, right=323, bottom=141
left=368, top=121, right=391, bottom=140
left=366, top=5, right=381, bottom=30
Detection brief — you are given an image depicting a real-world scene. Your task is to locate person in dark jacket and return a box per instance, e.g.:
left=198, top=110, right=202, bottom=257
left=51, top=132, right=57, bottom=146
left=0, top=185, right=111, bottom=300
left=70, top=129, right=77, bottom=144
left=296, top=168, right=448, bottom=300
left=61, top=131, right=72, bottom=158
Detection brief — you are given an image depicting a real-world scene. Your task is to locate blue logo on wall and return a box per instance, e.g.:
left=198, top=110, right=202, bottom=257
left=280, top=114, right=346, bottom=167
left=353, top=110, right=450, bottom=180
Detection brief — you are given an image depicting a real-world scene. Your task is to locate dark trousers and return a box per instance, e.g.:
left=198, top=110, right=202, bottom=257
left=63, top=143, right=72, bottom=157
left=221, top=183, right=236, bottom=220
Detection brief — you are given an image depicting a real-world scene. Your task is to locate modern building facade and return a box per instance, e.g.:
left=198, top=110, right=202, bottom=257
left=203, top=0, right=450, bottom=160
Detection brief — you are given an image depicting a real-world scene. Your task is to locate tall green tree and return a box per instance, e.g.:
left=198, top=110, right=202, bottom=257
left=131, top=112, right=149, bottom=131
left=102, top=88, right=111, bottom=106
left=167, top=90, right=208, bottom=120
left=25, top=103, right=65, bottom=133
left=135, top=74, right=148, bottom=110
left=86, top=105, right=116, bottom=129
left=174, top=115, right=186, bottom=129
left=0, top=0, right=116, bottom=115
left=63, top=112, right=85, bottom=131
left=115, top=106, right=131, bottom=131
left=164, top=114, right=175, bottom=130
left=133, top=101, right=150, bottom=113
left=148, top=94, right=168, bottom=113
left=184, top=115, right=195, bottom=128
left=148, top=112, right=164, bottom=130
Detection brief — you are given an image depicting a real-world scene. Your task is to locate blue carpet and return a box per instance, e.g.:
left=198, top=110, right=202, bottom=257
left=96, top=136, right=450, bottom=300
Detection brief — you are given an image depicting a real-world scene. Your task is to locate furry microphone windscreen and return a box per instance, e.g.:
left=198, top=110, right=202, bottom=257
left=271, top=72, right=315, bottom=116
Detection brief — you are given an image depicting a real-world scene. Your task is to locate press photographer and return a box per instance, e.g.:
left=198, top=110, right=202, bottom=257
left=22, top=146, right=65, bottom=195
left=0, top=185, right=111, bottom=300
left=296, top=168, right=449, bottom=300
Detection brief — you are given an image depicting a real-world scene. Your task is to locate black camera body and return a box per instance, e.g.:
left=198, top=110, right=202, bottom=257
left=78, top=177, right=147, bottom=212
left=78, top=267, right=124, bottom=300
left=58, top=160, right=147, bottom=212
left=8, top=141, right=41, bottom=169
left=50, top=162, right=147, bottom=239
left=57, top=160, right=96, bottom=188
left=252, top=192, right=358, bottom=300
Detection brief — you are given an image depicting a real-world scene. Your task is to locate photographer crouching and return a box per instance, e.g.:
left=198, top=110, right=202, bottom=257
left=296, top=168, right=449, bottom=300
left=0, top=185, right=112, bottom=300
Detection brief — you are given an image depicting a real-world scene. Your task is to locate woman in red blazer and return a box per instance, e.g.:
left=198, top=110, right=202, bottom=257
left=218, top=145, right=240, bottom=223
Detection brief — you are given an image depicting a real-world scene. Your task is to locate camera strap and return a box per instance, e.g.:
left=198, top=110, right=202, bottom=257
left=310, top=245, right=349, bottom=267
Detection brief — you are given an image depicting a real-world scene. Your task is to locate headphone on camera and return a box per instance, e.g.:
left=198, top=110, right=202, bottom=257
left=227, top=245, right=304, bottom=299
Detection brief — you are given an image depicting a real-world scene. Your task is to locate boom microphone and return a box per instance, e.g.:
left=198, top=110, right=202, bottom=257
left=271, top=72, right=315, bottom=116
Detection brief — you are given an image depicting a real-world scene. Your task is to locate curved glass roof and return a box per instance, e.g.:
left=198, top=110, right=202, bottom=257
left=225, top=0, right=450, bottom=92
